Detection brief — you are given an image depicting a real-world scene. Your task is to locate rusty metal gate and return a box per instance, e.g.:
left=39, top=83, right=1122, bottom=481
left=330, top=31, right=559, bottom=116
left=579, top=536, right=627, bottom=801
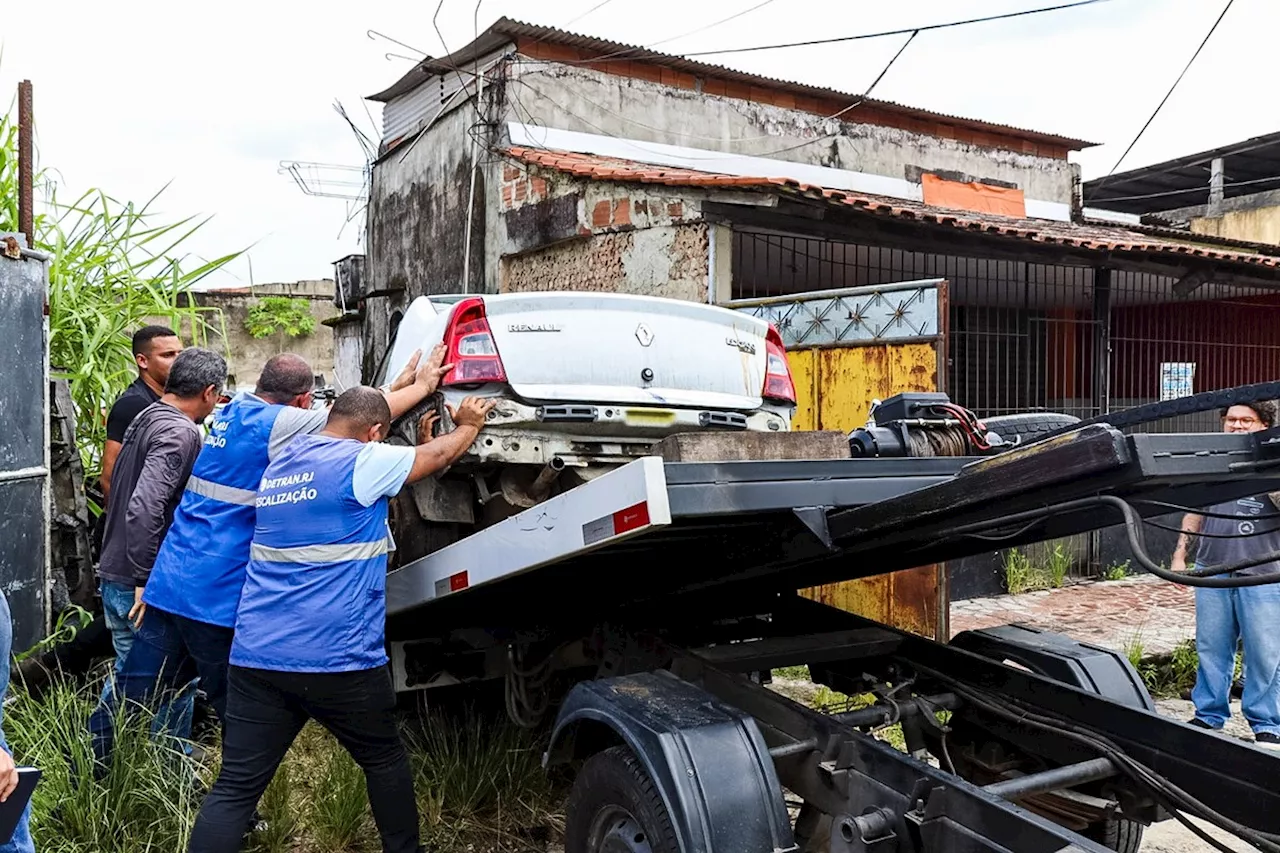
left=0, top=236, right=50, bottom=653
left=730, top=279, right=949, bottom=641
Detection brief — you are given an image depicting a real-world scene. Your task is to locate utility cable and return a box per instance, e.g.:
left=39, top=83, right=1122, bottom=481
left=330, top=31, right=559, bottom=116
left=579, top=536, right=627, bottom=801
left=1087, top=0, right=1237, bottom=200
left=524, top=0, right=1110, bottom=66
left=508, top=24, right=915, bottom=163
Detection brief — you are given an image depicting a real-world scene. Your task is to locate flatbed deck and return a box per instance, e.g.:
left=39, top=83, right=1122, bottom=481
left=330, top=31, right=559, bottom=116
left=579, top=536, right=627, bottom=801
left=386, top=423, right=1280, bottom=633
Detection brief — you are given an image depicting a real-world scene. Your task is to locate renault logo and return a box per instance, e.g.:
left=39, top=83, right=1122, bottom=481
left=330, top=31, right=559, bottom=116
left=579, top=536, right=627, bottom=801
left=635, top=323, right=654, bottom=347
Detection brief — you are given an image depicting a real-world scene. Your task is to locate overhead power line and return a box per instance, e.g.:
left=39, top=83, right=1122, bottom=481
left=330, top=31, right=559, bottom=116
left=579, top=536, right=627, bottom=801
left=624, top=0, right=1112, bottom=60
left=1088, top=0, right=1236, bottom=198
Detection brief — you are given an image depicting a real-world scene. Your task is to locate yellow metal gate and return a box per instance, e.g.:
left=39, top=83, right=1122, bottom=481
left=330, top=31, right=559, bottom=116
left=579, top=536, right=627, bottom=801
left=732, top=281, right=950, bottom=641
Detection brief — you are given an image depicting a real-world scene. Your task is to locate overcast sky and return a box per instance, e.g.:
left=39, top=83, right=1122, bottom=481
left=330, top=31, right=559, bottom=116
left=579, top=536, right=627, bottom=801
left=2, top=0, right=1268, bottom=289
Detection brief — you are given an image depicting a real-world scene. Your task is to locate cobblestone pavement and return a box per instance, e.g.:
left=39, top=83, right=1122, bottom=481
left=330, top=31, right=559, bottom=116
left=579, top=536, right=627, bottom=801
left=950, top=575, right=1195, bottom=655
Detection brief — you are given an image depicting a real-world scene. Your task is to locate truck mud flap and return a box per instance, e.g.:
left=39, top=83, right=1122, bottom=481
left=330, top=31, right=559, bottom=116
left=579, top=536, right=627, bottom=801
left=545, top=670, right=797, bottom=853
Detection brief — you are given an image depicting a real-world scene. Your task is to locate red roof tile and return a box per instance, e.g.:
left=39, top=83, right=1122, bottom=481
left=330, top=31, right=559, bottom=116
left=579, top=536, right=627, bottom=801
left=503, top=147, right=1280, bottom=272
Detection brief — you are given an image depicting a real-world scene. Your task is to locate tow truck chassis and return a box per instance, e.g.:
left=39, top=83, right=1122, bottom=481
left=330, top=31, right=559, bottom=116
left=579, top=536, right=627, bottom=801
left=385, top=414, right=1280, bottom=852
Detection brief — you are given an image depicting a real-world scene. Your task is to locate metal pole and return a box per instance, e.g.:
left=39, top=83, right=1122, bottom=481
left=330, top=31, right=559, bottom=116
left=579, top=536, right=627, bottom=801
left=983, top=757, right=1117, bottom=800
left=18, top=80, right=34, bottom=247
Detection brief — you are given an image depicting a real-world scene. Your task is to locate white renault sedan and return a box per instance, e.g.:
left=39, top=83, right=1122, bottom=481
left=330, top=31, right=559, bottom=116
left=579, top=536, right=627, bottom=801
left=376, top=291, right=797, bottom=522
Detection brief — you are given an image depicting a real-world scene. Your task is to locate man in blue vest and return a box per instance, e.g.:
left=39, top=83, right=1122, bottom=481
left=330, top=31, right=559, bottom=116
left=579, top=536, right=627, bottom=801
left=186, top=386, right=494, bottom=853
left=88, top=345, right=448, bottom=767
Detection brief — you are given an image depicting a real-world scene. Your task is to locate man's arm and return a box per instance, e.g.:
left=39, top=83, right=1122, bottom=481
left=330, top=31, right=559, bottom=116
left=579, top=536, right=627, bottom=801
left=102, top=396, right=147, bottom=503
left=124, top=428, right=201, bottom=587
left=101, top=441, right=123, bottom=504
left=405, top=397, right=495, bottom=484
left=383, top=343, right=452, bottom=422
left=1171, top=512, right=1204, bottom=572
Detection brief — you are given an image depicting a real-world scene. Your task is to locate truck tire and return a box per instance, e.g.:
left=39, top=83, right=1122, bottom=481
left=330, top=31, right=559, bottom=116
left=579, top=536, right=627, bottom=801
left=1084, top=816, right=1143, bottom=853
left=565, top=746, right=680, bottom=853
left=981, top=412, right=1081, bottom=447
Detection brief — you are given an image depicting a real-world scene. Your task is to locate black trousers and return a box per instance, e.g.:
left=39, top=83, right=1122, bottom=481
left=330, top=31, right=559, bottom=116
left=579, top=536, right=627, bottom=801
left=187, top=665, right=421, bottom=853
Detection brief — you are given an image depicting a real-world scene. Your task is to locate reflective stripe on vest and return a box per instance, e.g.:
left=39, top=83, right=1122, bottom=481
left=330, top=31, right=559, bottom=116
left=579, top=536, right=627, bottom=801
left=185, top=475, right=257, bottom=507
left=249, top=539, right=389, bottom=565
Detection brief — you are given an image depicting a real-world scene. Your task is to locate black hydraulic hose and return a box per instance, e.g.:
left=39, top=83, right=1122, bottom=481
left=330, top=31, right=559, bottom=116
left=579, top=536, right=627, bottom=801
left=949, top=495, right=1280, bottom=588
left=913, top=663, right=1280, bottom=853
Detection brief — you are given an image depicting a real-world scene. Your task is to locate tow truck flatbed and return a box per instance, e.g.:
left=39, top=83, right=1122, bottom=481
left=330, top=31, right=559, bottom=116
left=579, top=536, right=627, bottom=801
left=384, top=418, right=1280, bottom=853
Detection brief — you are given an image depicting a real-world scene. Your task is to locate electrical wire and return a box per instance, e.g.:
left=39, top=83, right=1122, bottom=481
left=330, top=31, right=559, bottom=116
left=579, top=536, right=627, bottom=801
left=916, top=664, right=1280, bottom=853
left=1087, top=0, right=1237, bottom=199
left=506, top=24, right=915, bottom=164
left=1129, top=498, right=1280, bottom=520
left=519, top=0, right=1110, bottom=65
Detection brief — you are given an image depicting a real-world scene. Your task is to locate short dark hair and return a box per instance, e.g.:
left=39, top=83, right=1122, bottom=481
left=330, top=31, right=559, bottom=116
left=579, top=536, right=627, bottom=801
left=1221, top=400, right=1278, bottom=428
left=328, top=387, right=391, bottom=432
left=256, top=353, right=315, bottom=403
left=133, top=325, right=178, bottom=356
left=165, top=348, right=227, bottom=399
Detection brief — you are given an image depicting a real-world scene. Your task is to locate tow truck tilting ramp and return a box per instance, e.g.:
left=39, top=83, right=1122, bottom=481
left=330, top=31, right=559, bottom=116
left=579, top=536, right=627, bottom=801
left=387, top=422, right=1280, bottom=630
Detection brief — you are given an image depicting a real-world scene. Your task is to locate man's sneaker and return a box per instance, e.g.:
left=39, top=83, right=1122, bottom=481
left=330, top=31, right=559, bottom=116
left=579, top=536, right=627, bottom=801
left=1254, top=732, right=1280, bottom=750
left=1188, top=717, right=1216, bottom=729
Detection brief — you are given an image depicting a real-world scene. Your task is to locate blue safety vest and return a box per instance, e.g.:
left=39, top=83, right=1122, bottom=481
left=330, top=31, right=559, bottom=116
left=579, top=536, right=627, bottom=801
left=230, top=433, right=393, bottom=673
left=143, top=394, right=284, bottom=627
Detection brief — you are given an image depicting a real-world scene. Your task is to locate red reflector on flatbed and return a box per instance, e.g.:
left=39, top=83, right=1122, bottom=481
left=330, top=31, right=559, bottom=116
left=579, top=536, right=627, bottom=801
left=583, top=501, right=651, bottom=546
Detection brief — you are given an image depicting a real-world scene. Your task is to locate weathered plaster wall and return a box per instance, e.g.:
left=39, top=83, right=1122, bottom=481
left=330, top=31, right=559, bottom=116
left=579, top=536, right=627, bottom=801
left=507, top=63, right=1075, bottom=204
left=167, top=280, right=338, bottom=392
left=496, top=154, right=713, bottom=300
left=501, top=224, right=709, bottom=301
left=1190, top=204, right=1280, bottom=246
left=367, top=104, right=486, bottom=299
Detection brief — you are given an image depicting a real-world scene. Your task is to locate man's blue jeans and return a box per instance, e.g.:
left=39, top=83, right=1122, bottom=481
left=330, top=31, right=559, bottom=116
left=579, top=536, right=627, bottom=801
left=98, top=582, right=197, bottom=751
left=1192, top=580, right=1280, bottom=736
left=0, top=592, right=34, bottom=853
left=89, top=603, right=233, bottom=767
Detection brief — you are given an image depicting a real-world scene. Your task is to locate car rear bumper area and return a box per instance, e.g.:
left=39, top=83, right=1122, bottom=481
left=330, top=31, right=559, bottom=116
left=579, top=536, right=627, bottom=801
left=463, top=399, right=790, bottom=467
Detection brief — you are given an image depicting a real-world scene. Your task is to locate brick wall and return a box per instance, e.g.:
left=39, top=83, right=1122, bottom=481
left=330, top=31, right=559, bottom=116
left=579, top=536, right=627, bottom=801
left=501, top=223, right=709, bottom=301
left=499, top=161, right=710, bottom=300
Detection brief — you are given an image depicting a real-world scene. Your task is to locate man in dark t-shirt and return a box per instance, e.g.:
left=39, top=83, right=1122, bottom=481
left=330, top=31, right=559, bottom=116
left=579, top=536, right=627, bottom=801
left=1172, top=401, right=1280, bottom=748
left=101, top=325, right=184, bottom=505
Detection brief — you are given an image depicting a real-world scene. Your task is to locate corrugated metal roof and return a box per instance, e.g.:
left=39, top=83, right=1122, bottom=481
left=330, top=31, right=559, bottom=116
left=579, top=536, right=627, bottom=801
left=504, top=146, right=1280, bottom=273
left=1084, top=130, right=1280, bottom=215
left=370, top=17, right=1095, bottom=151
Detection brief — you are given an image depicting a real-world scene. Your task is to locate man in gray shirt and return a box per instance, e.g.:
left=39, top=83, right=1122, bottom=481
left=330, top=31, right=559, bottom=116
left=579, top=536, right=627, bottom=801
left=1172, top=401, right=1280, bottom=748
left=93, top=347, right=227, bottom=751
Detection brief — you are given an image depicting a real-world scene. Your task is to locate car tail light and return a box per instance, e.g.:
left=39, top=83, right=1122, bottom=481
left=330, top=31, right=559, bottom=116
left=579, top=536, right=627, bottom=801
left=442, top=297, right=506, bottom=385
left=763, top=324, right=796, bottom=403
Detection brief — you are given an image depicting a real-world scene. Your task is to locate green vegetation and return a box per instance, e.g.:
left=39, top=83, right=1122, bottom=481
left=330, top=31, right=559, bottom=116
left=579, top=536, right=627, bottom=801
left=0, top=107, right=237, bottom=491
left=245, top=296, right=316, bottom=352
left=1103, top=560, right=1131, bottom=581
left=5, top=673, right=564, bottom=852
left=1003, top=542, right=1076, bottom=594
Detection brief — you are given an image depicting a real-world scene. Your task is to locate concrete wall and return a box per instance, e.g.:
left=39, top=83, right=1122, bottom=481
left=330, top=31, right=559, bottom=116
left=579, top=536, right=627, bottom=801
left=506, top=63, right=1075, bottom=205
left=1190, top=203, right=1280, bottom=246
left=190, top=280, right=339, bottom=392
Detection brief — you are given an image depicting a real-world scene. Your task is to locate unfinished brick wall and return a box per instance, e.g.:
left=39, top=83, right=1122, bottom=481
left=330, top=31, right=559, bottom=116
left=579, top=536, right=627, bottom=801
left=501, top=223, right=709, bottom=302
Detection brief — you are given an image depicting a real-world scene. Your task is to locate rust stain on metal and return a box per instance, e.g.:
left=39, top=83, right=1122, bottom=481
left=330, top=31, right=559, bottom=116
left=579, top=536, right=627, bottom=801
left=2, top=236, right=20, bottom=260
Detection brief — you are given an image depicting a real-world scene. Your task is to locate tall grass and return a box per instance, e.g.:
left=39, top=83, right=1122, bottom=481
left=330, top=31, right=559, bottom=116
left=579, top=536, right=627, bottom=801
left=0, top=106, right=238, bottom=489
left=4, top=675, right=565, bottom=853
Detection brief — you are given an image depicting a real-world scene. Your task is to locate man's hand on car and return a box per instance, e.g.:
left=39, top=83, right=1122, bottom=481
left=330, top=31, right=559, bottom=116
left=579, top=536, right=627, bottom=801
left=417, top=409, right=440, bottom=443
left=414, top=343, right=454, bottom=396
left=388, top=349, right=422, bottom=392
left=449, top=397, right=496, bottom=430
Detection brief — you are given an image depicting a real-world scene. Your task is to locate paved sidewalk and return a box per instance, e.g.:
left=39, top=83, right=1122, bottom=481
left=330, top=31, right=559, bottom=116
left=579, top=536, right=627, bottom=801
left=950, top=575, right=1195, bottom=655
